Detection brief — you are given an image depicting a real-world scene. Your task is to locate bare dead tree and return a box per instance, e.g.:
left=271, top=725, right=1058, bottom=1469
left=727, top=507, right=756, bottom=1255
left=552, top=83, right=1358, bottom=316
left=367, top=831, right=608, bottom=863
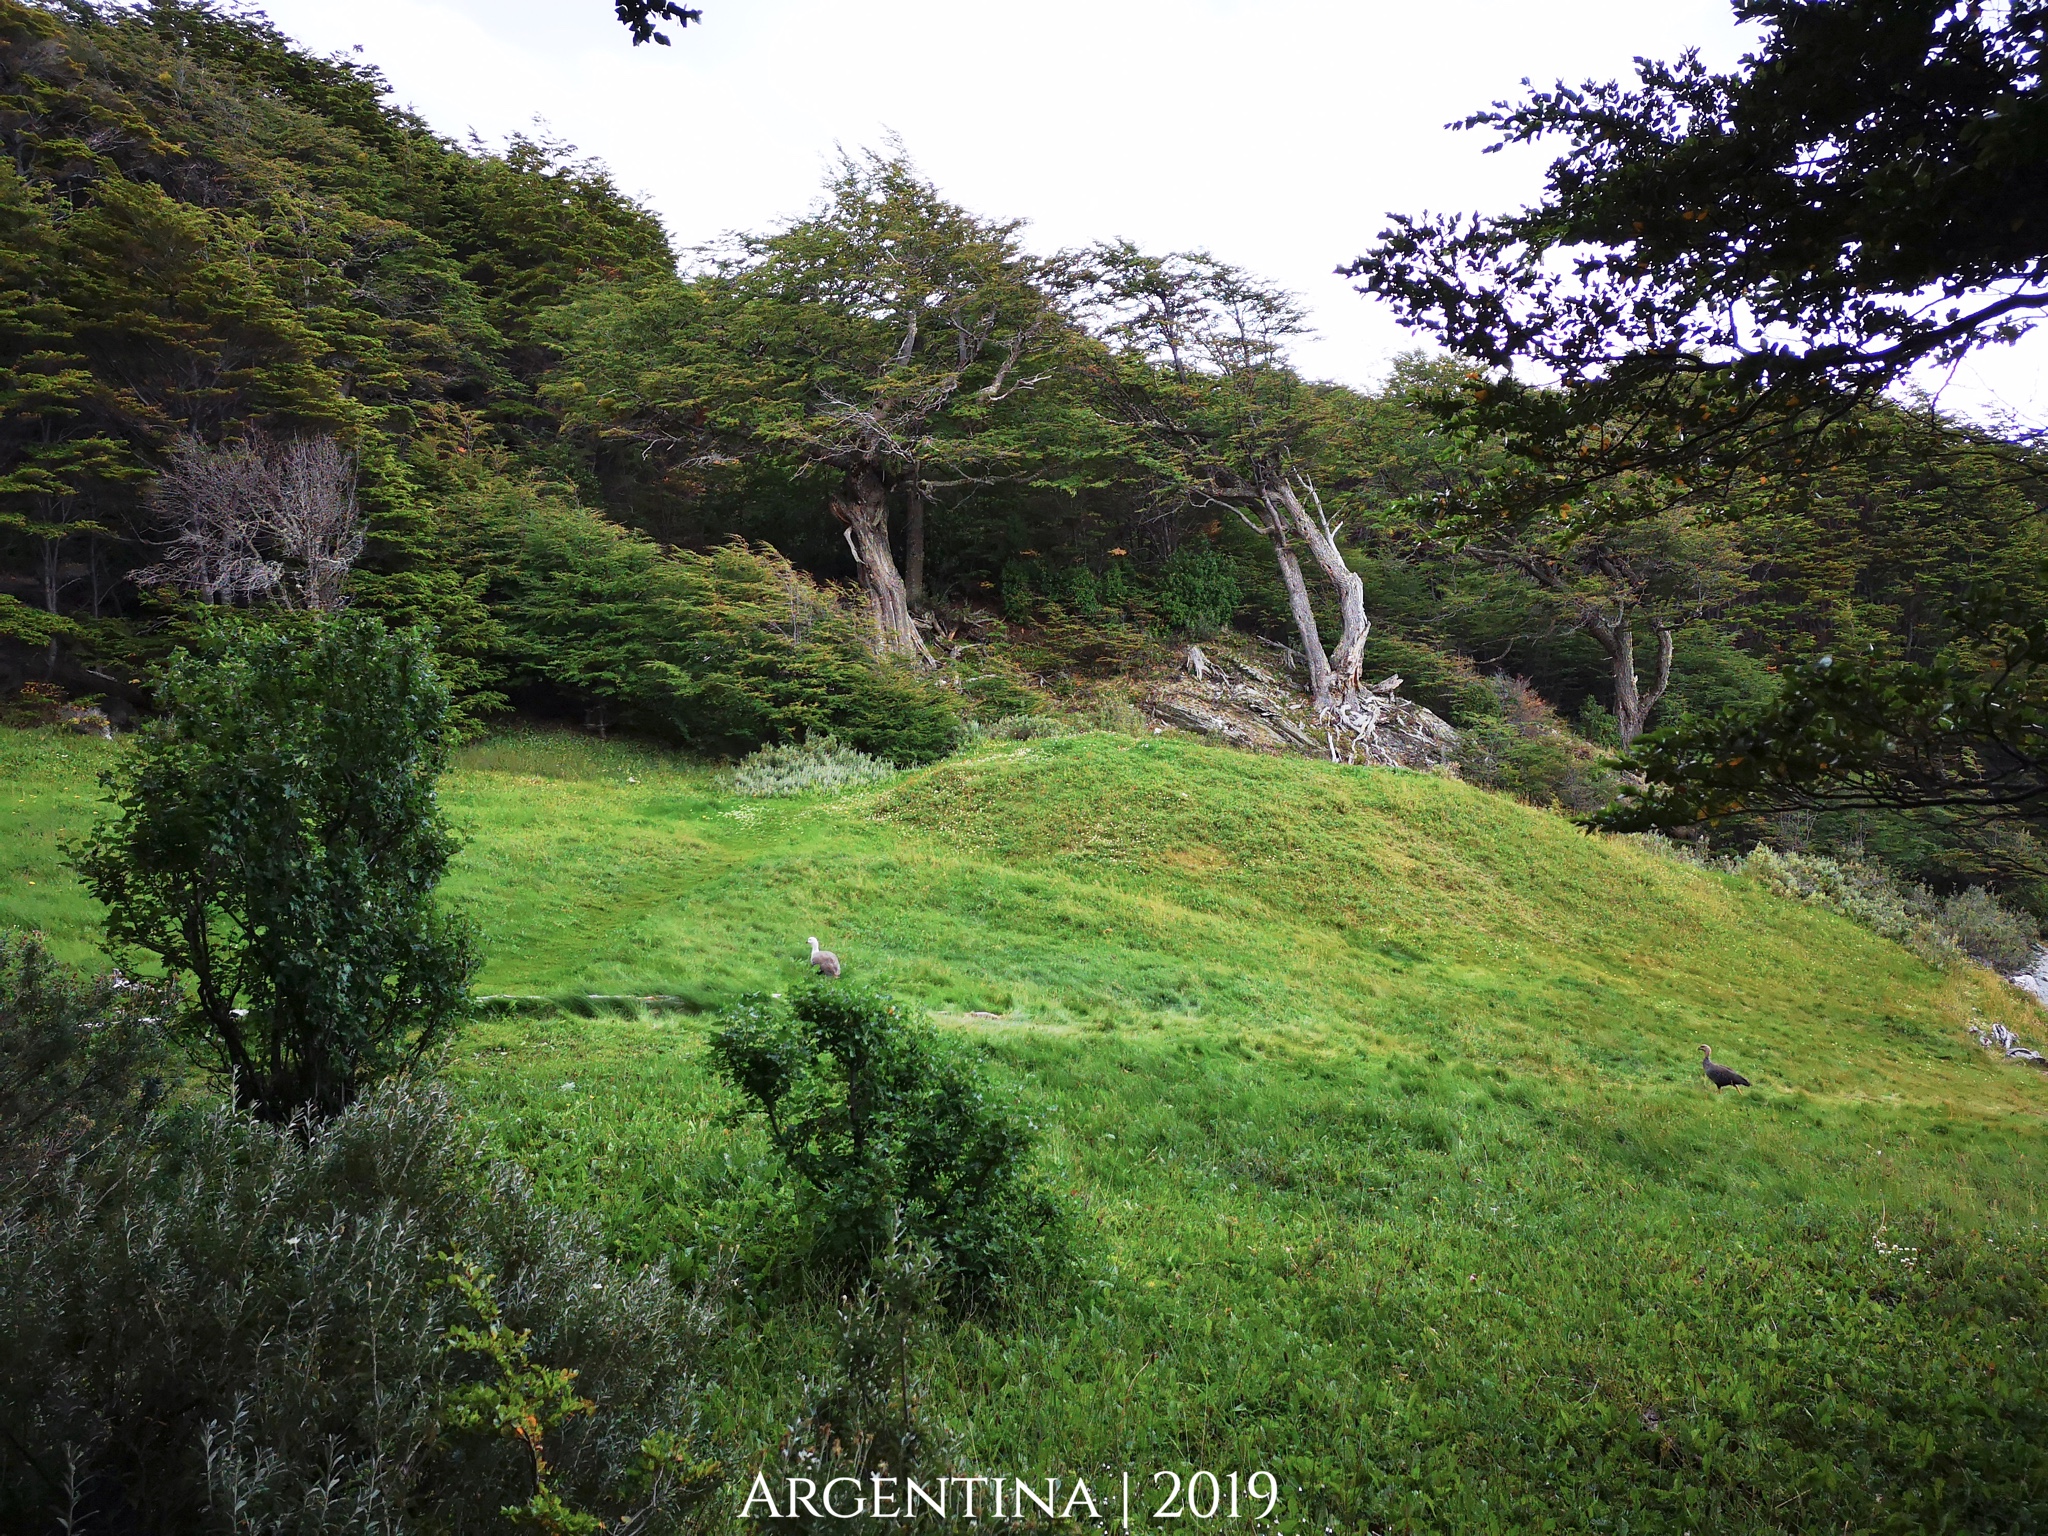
left=1076, top=244, right=1377, bottom=723
left=136, top=436, right=361, bottom=612
left=1227, top=472, right=1370, bottom=714
left=268, top=436, right=363, bottom=612
left=135, top=438, right=283, bottom=605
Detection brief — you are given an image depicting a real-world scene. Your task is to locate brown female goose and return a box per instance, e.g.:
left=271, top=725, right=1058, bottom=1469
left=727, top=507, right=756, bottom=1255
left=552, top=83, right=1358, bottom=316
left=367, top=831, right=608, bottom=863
left=1700, top=1044, right=1750, bottom=1090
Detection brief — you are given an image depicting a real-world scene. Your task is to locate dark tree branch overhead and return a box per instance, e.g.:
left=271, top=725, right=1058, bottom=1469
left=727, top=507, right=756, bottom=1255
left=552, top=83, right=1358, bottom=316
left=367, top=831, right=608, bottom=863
left=616, top=1, right=702, bottom=46
left=1348, top=0, right=2048, bottom=492
left=1352, top=0, right=2047, bottom=395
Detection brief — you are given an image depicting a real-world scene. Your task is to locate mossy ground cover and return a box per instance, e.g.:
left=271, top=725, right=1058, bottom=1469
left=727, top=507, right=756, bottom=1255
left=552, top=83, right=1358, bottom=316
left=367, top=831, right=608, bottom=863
left=4, top=724, right=2046, bottom=1531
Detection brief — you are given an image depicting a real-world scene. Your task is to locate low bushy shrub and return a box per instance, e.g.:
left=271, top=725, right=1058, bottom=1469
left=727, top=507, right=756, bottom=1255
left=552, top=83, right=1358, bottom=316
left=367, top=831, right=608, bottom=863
left=0, top=932, right=172, bottom=1182
left=456, top=489, right=960, bottom=765
left=731, top=735, right=898, bottom=797
left=72, top=614, right=479, bottom=1122
left=707, top=982, right=1069, bottom=1309
left=1638, top=842, right=2041, bottom=973
left=0, top=953, right=725, bottom=1536
left=1934, top=884, right=2040, bottom=973
left=1155, top=545, right=1240, bottom=638
left=1454, top=677, right=1621, bottom=813
left=1742, top=846, right=2039, bottom=971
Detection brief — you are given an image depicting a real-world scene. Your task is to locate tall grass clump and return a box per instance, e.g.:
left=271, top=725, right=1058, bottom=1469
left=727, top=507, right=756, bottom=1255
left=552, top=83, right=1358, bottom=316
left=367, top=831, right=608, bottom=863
left=731, top=735, right=897, bottom=797
left=954, top=712, right=1069, bottom=746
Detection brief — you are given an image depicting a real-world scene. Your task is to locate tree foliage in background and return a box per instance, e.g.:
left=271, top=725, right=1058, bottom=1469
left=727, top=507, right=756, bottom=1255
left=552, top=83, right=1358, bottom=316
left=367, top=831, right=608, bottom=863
left=547, top=147, right=1074, bottom=659
left=73, top=614, right=477, bottom=1120
left=1350, top=0, right=2048, bottom=847
left=0, top=0, right=674, bottom=695
left=1600, top=589, right=2048, bottom=863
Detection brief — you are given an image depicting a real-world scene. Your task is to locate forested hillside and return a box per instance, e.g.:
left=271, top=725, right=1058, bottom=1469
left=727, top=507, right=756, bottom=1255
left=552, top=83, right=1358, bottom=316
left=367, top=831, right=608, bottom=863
left=4, top=5, right=2048, bottom=1531
left=3, top=0, right=2045, bottom=888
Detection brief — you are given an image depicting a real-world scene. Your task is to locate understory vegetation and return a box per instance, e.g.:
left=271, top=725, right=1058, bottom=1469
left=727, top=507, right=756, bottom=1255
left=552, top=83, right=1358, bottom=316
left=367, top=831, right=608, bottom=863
left=5, top=725, right=2047, bottom=1532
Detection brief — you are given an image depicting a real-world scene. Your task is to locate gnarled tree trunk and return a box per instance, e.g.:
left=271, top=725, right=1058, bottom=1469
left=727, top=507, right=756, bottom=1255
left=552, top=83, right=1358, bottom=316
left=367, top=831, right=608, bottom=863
left=1264, top=476, right=1368, bottom=709
left=831, top=465, right=928, bottom=661
left=904, top=483, right=927, bottom=609
left=1586, top=610, right=1673, bottom=744
left=1246, top=499, right=1334, bottom=707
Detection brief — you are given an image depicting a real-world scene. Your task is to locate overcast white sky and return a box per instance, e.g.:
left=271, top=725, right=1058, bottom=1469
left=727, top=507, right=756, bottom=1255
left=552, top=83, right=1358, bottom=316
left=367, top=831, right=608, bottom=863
left=254, top=0, right=2044, bottom=427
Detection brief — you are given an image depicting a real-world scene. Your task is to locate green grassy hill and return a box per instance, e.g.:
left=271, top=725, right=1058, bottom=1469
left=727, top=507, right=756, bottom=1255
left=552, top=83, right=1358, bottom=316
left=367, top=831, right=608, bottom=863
left=5, top=724, right=2046, bottom=1532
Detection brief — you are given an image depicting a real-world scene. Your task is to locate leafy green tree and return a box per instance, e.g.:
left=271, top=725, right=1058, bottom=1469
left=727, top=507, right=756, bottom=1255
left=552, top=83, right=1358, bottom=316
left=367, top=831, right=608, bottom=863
left=1464, top=507, right=1750, bottom=743
left=74, top=614, right=477, bottom=1120
left=1350, top=0, right=2048, bottom=833
left=1074, top=245, right=1379, bottom=715
left=547, top=148, right=1067, bottom=658
left=1599, top=589, right=2048, bottom=864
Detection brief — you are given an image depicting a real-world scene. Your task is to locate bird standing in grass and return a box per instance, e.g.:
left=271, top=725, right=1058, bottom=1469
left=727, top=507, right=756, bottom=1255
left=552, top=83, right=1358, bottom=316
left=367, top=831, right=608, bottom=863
left=807, top=937, right=841, bottom=978
left=1700, top=1045, right=1750, bottom=1091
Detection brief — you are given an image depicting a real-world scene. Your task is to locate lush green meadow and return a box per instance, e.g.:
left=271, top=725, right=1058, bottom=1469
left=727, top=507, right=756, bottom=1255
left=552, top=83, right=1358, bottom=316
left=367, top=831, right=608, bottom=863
left=5, top=723, right=2047, bottom=1532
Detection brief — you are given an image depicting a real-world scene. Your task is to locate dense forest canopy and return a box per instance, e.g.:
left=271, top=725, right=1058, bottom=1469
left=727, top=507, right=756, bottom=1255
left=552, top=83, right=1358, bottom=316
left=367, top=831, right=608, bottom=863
left=1, top=0, right=2043, bottom=897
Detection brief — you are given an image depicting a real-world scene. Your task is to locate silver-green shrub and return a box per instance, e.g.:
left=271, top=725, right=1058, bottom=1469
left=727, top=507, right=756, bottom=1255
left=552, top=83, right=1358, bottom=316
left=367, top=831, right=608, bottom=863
left=730, top=735, right=897, bottom=797
left=1650, top=841, right=2041, bottom=972
left=0, top=1074, right=725, bottom=1533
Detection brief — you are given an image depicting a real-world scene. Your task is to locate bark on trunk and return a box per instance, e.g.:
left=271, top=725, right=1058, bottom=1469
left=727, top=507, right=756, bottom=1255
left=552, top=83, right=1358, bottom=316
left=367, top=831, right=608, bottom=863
left=1265, top=478, right=1369, bottom=707
left=1590, top=612, right=1675, bottom=745
left=40, top=537, right=61, bottom=679
left=1267, top=519, right=1334, bottom=708
left=831, top=466, right=928, bottom=661
left=904, top=484, right=927, bottom=610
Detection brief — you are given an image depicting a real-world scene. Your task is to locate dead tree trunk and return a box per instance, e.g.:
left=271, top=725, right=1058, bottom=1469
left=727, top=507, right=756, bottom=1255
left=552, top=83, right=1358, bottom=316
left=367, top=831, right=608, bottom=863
left=1265, top=476, right=1368, bottom=708
left=831, top=464, right=928, bottom=661
left=1244, top=499, right=1334, bottom=707
left=1238, top=473, right=1371, bottom=717
left=1584, top=609, right=1674, bottom=744
left=903, top=483, right=927, bottom=610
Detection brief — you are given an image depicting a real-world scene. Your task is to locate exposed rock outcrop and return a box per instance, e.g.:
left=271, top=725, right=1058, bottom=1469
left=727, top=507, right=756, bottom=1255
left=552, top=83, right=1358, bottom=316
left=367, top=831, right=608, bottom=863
left=2009, top=947, right=2048, bottom=1007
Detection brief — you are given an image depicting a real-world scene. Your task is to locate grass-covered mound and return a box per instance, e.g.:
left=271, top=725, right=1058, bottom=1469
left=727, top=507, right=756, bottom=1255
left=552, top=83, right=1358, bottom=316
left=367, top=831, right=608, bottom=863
left=4, top=724, right=2046, bottom=1532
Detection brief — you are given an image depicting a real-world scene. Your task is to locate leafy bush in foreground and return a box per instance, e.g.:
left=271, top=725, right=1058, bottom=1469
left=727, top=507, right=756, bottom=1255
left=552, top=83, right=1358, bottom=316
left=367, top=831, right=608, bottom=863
left=0, top=1074, right=723, bottom=1535
left=731, top=735, right=896, bottom=797
left=707, top=982, right=1069, bottom=1308
left=72, top=615, right=479, bottom=1121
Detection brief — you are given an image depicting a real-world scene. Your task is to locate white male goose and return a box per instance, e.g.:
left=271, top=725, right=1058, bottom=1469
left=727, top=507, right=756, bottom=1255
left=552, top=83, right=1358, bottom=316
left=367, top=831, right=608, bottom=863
left=807, top=937, right=841, bottom=979
left=1700, top=1044, right=1751, bottom=1091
